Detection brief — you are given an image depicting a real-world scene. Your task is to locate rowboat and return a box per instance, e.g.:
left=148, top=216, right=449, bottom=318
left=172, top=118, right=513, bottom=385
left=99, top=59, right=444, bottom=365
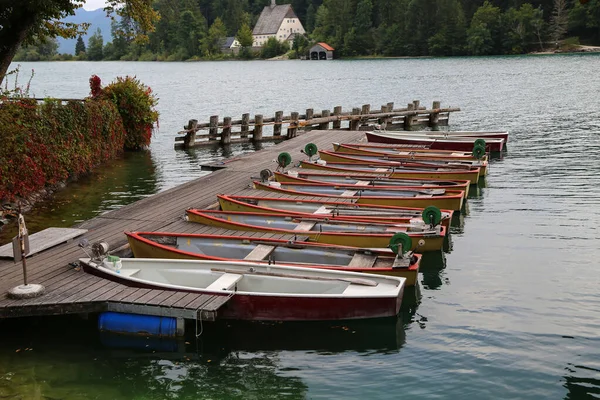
left=368, top=130, right=509, bottom=142
left=79, top=257, right=405, bottom=321
left=125, top=232, right=422, bottom=286
left=366, top=130, right=505, bottom=152
left=185, top=209, right=446, bottom=251
left=332, top=143, right=489, bottom=162
left=252, top=180, right=465, bottom=211
left=318, top=150, right=489, bottom=176
left=217, top=194, right=455, bottom=230
left=300, top=160, right=481, bottom=184
left=274, top=171, right=471, bottom=197
left=317, top=150, right=488, bottom=176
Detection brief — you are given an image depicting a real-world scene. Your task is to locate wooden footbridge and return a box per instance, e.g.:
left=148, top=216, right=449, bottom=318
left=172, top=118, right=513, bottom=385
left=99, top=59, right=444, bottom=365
left=0, top=128, right=375, bottom=322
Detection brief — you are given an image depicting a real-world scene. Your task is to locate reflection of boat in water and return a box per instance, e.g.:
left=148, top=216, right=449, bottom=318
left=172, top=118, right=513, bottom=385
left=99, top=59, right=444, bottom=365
left=99, top=315, right=407, bottom=356
left=419, top=252, right=448, bottom=290
left=563, top=362, right=600, bottom=399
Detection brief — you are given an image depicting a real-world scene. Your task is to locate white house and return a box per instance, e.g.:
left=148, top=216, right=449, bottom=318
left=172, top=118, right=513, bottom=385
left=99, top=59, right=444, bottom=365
left=252, top=1, right=306, bottom=47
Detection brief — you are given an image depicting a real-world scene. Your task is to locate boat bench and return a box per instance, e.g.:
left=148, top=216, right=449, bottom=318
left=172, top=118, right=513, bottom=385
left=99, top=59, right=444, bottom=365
left=119, top=268, right=140, bottom=277
left=206, top=273, right=243, bottom=291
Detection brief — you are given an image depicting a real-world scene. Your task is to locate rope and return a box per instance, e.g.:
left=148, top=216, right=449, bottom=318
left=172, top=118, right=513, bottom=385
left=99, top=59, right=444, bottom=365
left=195, top=289, right=236, bottom=338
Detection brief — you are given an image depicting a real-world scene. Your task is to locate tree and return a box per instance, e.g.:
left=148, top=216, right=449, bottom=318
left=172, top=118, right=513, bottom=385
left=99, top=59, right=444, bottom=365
left=236, top=22, right=255, bottom=58
left=201, top=17, right=227, bottom=56
left=75, top=35, right=86, bottom=55
left=87, top=28, right=104, bottom=60
left=550, top=0, right=569, bottom=44
left=0, top=0, right=159, bottom=85
left=344, top=0, right=373, bottom=55
left=467, top=1, right=503, bottom=55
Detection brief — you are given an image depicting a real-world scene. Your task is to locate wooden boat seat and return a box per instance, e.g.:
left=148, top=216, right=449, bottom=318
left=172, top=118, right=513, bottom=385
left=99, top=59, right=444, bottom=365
left=244, top=244, right=276, bottom=261
left=354, top=181, right=370, bottom=186
left=294, top=221, right=317, bottom=231
left=206, top=273, right=243, bottom=291
left=347, top=253, right=378, bottom=268
left=341, top=190, right=358, bottom=197
left=312, top=206, right=331, bottom=214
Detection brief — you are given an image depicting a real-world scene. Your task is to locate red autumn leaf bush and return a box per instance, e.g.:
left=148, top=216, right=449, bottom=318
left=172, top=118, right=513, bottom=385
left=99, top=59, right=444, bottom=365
left=100, top=76, right=159, bottom=150
left=0, top=75, right=158, bottom=203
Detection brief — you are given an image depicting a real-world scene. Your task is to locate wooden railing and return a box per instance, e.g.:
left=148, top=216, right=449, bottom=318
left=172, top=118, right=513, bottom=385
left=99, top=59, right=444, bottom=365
left=175, top=100, right=460, bottom=149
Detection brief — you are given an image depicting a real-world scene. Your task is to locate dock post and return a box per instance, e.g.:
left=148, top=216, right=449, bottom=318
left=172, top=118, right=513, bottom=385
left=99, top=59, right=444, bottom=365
left=349, top=107, right=360, bottom=130
left=360, top=104, right=370, bottom=129
left=429, top=101, right=441, bottom=130
left=319, top=109, right=330, bottom=130
left=184, top=119, right=198, bottom=148
left=332, top=106, right=342, bottom=129
left=209, top=115, right=219, bottom=141
left=287, top=112, right=299, bottom=138
left=241, top=113, right=250, bottom=138
left=305, top=108, right=314, bottom=130
left=274, top=111, right=283, bottom=137
left=405, top=103, right=415, bottom=130
left=253, top=114, right=263, bottom=142
left=221, top=116, right=232, bottom=145
left=413, top=100, right=420, bottom=110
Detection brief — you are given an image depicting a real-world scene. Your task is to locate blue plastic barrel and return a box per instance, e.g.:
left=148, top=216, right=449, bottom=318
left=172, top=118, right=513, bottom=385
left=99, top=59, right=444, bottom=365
left=98, top=312, right=178, bottom=338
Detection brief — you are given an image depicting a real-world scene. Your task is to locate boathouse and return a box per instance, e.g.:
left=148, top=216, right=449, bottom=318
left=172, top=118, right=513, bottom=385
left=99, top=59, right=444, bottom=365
left=310, top=43, right=334, bottom=60
left=252, top=0, right=306, bottom=47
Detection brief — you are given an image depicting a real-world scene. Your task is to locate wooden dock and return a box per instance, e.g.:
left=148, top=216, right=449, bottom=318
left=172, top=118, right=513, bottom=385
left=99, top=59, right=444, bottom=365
left=0, top=129, right=369, bottom=321
left=176, top=100, right=460, bottom=149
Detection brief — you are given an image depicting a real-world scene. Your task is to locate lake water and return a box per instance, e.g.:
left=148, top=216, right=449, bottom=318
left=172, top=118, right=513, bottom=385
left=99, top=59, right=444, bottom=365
left=2, top=55, right=600, bottom=399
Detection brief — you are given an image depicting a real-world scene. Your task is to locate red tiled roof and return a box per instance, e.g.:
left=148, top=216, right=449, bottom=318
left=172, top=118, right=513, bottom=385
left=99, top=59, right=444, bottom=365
left=317, top=42, right=335, bottom=51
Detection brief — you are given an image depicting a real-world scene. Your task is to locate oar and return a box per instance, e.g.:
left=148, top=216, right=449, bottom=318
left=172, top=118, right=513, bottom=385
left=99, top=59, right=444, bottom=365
left=211, top=268, right=378, bottom=287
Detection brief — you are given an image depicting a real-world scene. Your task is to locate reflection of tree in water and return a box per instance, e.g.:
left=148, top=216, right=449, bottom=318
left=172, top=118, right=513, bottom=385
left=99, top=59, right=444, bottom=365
left=117, top=352, right=308, bottom=400
left=563, top=363, right=600, bottom=400
left=0, top=151, right=158, bottom=245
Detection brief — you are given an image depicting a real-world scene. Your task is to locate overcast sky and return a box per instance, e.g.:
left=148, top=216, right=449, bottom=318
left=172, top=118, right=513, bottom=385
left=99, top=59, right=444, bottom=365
left=83, top=0, right=106, bottom=10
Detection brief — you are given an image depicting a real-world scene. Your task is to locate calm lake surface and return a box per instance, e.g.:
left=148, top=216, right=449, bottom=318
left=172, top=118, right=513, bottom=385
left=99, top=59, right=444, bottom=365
left=1, top=55, right=600, bottom=399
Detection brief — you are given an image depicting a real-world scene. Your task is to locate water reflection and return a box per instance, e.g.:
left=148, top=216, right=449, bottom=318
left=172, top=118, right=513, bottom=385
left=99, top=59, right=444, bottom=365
left=0, top=313, right=410, bottom=399
left=563, top=363, right=600, bottom=400
left=419, top=252, right=448, bottom=290
left=0, top=151, right=158, bottom=245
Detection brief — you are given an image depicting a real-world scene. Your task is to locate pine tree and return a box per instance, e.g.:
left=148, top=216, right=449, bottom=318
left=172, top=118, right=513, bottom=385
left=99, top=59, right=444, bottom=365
left=75, top=35, right=86, bottom=55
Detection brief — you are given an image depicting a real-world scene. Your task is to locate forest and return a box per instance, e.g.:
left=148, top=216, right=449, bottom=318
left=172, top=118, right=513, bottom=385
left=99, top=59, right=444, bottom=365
left=13, top=0, right=600, bottom=61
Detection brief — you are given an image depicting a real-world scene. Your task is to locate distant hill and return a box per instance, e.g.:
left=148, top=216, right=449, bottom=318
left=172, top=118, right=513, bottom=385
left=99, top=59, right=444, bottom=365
left=57, top=8, right=113, bottom=54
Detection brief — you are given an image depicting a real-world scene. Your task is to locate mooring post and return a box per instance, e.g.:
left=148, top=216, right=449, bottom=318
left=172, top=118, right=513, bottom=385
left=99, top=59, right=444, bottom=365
left=349, top=107, right=360, bottom=130
left=184, top=119, right=198, bottom=149
left=332, top=106, right=342, bottom=129
left=253, top=114, right=263, bottom=142
left=405, top=103, right=415, bottom=130
left=221, top=116, right=232, bottom=145
left=360, top=104, right=370, bottom=129
left=241, top=113, right=250, bottom=138
left=319, top=109, right=330, bottom=130
left=209, top=115, right=219, bottom=141
left=305, top=108, right=314, bottom=129
left=274, top=111, right=283, bottom=137
left=429, top=101, right=441, bottom=130
left=287, top=111, right=299, bottom=138
left=413, top=100, right=420, bottom=109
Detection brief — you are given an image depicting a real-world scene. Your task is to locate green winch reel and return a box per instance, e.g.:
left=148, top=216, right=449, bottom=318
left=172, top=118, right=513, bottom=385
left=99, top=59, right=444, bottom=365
left=304, top=143, right=318, bottom=158
left=472, top=144, right=486, bottom=160
left=474, top=138, right=486, bottom=149
left=389, top=232, right=413, bottom=256
left=277, top=152, right=292, bottom=169
left=422, top=205, right=442, bottom=226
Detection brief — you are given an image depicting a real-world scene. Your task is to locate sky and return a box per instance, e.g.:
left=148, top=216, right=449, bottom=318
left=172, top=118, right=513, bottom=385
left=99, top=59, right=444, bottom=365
left=83, top=0, right=106, bottom=10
